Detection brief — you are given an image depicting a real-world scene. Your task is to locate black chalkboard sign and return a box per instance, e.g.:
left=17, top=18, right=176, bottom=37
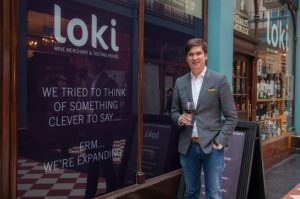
left=220, top=131, right=246, bottom=198
left=142, top=123, right=173, bottom=178
left=123, top=119, right=180, bottom=185
left=178, top=121, right=266, bottom=199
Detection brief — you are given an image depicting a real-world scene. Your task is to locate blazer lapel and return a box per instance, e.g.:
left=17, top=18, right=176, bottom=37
left=185, top=73, right=193, bottom=103
left=196, top=70, right=210, bottom=110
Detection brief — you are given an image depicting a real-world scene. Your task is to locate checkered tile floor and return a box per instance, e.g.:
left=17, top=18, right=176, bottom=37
left=17, top=158, right=106, bottom=199
left=17, top=140, right=126, bottom=199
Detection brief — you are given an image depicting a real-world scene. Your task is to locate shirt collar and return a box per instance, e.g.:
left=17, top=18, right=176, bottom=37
left=88, top=71, right=103, bottom=80
left=191, top=66, right=207, bottom=80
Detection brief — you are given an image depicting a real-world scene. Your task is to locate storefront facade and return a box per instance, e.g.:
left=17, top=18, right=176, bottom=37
left=1, top=0, right=299, bottom=198
left=232, top=0, right=299, bottom=169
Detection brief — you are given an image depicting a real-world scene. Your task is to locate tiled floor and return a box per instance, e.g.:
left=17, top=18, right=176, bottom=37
left=17, top=158, right=106, bottom=199
left=17, top=139, right=126, bottom=199
left=265, top=154, right=300, bottom=199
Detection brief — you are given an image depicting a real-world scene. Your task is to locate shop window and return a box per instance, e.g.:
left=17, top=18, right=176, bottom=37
left=143, top=63, right=160, bottom=114
left=142, top=0, right=203, bottom=180
left=17, top=0, right=138, bottom=198
left=255, top=4, right=294, bottom=141
left=233, top=57, right=250, bottom=120
left=16, top=0, right=205, bottom=197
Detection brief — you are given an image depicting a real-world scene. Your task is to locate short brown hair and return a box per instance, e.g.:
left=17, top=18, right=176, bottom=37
left=185, top=38, right=207, bottom=55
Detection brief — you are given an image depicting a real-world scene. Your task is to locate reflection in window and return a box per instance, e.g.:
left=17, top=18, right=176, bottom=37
left=142, top=0, right=203, bottom=181
left=145, top=0, right=202, bottom=25
left=255, top=3, right=294, bottom=141
left=18, top=1, right=138, bottom=198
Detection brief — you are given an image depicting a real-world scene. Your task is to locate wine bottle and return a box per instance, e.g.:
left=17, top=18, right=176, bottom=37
left=269, top=73, right=275, bottom=97
left=236, top=63, right=240, bottom=76
left=276, top=73, right=281, bottom=98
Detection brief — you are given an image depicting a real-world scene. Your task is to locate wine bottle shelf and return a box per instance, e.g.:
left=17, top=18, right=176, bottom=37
left=257, top=98, right=284, bottom=102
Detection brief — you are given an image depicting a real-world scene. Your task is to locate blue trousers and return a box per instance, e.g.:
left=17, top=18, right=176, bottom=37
left=180, top=143, right=224, bottom=199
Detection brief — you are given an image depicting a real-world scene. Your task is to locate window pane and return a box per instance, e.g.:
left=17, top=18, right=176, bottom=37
left=142, top=0, right=204, bottom=179
left=18, top=0, right=138, bottom=198
left=255, top=3, right=294, bottom=141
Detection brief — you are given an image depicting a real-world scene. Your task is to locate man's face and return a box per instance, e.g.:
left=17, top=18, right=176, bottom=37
left=186, top=45, right=207, bottom=73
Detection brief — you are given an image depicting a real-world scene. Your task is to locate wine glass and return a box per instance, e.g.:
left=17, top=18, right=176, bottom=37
left=183, top=102, right=195, bottom=126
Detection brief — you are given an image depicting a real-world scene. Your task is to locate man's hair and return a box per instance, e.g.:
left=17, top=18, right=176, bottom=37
left=185, top=38, right=207, bottom=55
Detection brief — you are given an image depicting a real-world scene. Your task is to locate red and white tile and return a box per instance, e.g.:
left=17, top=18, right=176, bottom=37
left=17, top=158, right=106, bottom=199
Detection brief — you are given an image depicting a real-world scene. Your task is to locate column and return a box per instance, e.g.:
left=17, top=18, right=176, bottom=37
left=207, top=0, right=234, bottom=86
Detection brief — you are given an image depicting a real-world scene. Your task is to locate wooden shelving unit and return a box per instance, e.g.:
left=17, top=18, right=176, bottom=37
left=233, top=58, right=250, bottom=120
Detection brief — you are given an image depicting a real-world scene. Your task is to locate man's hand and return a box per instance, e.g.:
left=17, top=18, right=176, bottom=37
left=179, top=113, right=193, bottom=126
left=213, top=142, right=223, bottom=150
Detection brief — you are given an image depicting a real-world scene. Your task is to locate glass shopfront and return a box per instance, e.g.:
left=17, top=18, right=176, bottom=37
left=17, top=0, right=204, bottom=198
left=18, top=0, right=138, bottom=198
left=255, top=2, right=294, bottom=141
left=233, top=0, right=295, bottom=141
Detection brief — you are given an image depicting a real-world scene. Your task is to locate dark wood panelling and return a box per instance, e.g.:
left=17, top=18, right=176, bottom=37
left=262, top=133, right=295, bottom=169
left=137, top=0, right=146, bottom=184
left=120, top=175, right=181, bottom=199
left=0, top=0, right=3, bottom=195
left=1, top=0, right=18, bottom=198
left=234, top=31, right=258, bottom=56
left=1, top=0, right=11, bottom=198
left=292, top=136, right=300, bottom=148
left=95, top=169, right=181, bottom=199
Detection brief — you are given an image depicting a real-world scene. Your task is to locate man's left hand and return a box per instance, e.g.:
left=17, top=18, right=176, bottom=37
left=213, top=142, right=223, bottom=150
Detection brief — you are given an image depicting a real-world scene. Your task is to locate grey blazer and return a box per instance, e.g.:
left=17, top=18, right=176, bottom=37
left=171, top=69, right=238, bottom=154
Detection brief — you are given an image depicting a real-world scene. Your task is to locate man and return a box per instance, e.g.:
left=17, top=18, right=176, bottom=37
left=171, top=38, right=238, bottom=199
left=82, top=57, right=120, bottom=198
left=51, top=75, right=75, bottom=155
left=165, top=88, right=174, bottom=115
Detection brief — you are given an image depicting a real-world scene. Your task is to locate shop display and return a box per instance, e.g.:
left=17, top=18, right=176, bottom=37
left=233, top=59, right=249, bottom=120
left=256, top=55, right=289, bottom=141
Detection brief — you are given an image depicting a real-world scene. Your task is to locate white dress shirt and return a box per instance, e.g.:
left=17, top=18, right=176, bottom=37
left=88, top=72, right=103, bottom=89
left=191, top=67, right=206, bottom=137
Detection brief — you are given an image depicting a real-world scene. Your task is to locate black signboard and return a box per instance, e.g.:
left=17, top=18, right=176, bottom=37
left=142, top=123, right=174, bottom=178
left=221, top=131, right=246, bottom=198
left=178, top=121, right=266, bottom=199
left=124, top=120, right=180, bottom=184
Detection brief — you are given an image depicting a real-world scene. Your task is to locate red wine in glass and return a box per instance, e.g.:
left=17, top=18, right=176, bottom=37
left=184, top=102, right=195, bottom=126
left=184, top=102, right=195, bottom=113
